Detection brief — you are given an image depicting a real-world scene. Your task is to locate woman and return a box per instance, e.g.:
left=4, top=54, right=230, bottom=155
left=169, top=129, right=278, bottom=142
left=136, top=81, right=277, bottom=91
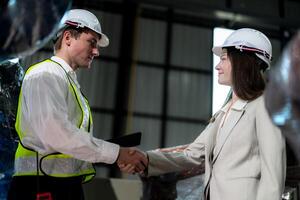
left=120, top=28, right=286, bottom=200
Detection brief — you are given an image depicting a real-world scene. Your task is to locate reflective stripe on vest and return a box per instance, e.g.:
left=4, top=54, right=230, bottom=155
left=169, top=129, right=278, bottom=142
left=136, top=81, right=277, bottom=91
left=14, top=59, right=95, bottom=182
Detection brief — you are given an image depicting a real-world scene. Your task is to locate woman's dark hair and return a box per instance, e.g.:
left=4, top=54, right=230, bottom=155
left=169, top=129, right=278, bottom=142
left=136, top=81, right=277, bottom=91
left=226, top=47, right=269, bottom=101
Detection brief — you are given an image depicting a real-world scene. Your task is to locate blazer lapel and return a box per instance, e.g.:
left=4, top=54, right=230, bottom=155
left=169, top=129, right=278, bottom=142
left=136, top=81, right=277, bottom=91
left=212, top=100, right=247, bottom=163
left=203, top=110, right=224, bottom=189
left=206, top=111, right=224, bottom=162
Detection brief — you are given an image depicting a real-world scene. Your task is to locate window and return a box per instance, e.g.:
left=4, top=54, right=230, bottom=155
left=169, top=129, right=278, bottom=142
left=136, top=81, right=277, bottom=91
left=212, top=27, right=233, bottom=114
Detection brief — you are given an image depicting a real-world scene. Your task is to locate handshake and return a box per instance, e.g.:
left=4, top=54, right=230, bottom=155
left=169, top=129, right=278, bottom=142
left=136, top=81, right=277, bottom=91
left=116, top=147, right=148, bottom=174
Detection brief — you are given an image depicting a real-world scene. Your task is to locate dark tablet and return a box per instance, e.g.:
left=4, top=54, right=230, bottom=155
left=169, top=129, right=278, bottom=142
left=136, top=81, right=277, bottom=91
left=106, top=132, right=141, bottom=147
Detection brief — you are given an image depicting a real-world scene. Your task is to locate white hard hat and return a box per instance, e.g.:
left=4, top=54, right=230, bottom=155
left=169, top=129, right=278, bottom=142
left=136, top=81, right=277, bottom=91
left=59, top=9, right=109, bottom=47
left=212, top=28, right=272, bottom=67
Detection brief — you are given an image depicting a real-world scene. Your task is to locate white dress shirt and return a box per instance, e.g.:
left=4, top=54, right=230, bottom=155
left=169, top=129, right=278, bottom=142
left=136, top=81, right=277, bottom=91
left=20, top=56, right=119, bottom=164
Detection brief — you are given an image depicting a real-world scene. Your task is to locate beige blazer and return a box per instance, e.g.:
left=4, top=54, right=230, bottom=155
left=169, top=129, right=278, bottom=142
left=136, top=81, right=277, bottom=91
left=147, top=95, right=286, bottom=200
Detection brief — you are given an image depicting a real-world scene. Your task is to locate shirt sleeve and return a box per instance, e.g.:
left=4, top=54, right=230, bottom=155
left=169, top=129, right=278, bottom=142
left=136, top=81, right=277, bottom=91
left=147, top=129, right=206, bottom=176
left=256, top=96, right=286, bottom=200
left=20, top=70, right=119, bottom=164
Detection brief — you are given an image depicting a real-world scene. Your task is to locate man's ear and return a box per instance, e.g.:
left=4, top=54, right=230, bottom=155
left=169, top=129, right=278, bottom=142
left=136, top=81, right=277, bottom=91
left=63, top=31, right=72, bottom=46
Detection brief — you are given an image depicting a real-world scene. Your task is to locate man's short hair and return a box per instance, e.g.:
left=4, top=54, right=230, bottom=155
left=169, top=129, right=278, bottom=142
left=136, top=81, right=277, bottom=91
left=53, top=27, right=84, bottom=52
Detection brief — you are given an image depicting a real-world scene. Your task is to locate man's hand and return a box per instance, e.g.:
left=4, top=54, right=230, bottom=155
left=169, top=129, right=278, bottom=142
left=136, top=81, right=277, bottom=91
left=117, top=147, right=148, bottom=174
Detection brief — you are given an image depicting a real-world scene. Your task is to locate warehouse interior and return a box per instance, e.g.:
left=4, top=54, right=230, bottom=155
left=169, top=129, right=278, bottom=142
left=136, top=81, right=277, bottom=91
left=13, top=0, right=300, bottom=199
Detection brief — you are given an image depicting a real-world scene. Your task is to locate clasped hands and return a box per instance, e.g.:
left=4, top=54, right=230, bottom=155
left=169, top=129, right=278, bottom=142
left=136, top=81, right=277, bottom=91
left=117, top=147, right=148, bottom=174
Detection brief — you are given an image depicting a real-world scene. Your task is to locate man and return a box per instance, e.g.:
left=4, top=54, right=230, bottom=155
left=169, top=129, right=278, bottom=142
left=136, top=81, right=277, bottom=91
left=8, top=9, right=147, bottom=200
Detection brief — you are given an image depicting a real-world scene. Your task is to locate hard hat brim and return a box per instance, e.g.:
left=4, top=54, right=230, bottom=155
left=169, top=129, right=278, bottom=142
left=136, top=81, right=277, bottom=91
left=213, top=45, right=271, bottom=68
left=212, top=46, right=223, bottom=57
left=98, top=33, right=109, bottom=47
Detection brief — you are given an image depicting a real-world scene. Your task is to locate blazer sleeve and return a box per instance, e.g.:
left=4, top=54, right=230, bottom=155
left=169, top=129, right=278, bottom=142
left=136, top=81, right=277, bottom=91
left=147, top=126, right=207, bottom=176
left=256, top=96, right=286, bottom=200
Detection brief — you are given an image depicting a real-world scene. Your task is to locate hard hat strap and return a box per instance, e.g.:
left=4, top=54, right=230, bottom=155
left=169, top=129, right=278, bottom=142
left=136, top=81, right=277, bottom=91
left=235, top=45, right=272, bottom=61
left=65, top=20, right=85, bottom=29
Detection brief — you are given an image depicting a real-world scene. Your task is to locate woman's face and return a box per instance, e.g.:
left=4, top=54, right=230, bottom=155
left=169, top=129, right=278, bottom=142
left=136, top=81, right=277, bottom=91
left=215, top=49, right=232, bottom=86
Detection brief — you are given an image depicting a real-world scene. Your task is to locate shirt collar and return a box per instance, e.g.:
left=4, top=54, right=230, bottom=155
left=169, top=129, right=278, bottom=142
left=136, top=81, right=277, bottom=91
left=221, top=101, right=231, bottom=113
left=232, top=99, right=248, bottom=111
left=220, top=98, right=248, bottom=112
left=51, top=56, right=74, bottom=73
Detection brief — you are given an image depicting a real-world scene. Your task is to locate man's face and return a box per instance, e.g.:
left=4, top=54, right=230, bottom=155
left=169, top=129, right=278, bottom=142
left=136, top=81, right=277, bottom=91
left=69, top=30, right=100, bottom=69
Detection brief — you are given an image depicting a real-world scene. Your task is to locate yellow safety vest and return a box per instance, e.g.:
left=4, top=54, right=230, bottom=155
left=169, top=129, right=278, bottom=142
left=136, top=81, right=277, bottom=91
left=14, top=59, right=95, bottom=183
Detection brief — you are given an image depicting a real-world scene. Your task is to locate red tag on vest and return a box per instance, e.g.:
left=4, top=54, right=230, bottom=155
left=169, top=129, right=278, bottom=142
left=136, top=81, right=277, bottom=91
left=36, top=192, right=53, bottom=200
